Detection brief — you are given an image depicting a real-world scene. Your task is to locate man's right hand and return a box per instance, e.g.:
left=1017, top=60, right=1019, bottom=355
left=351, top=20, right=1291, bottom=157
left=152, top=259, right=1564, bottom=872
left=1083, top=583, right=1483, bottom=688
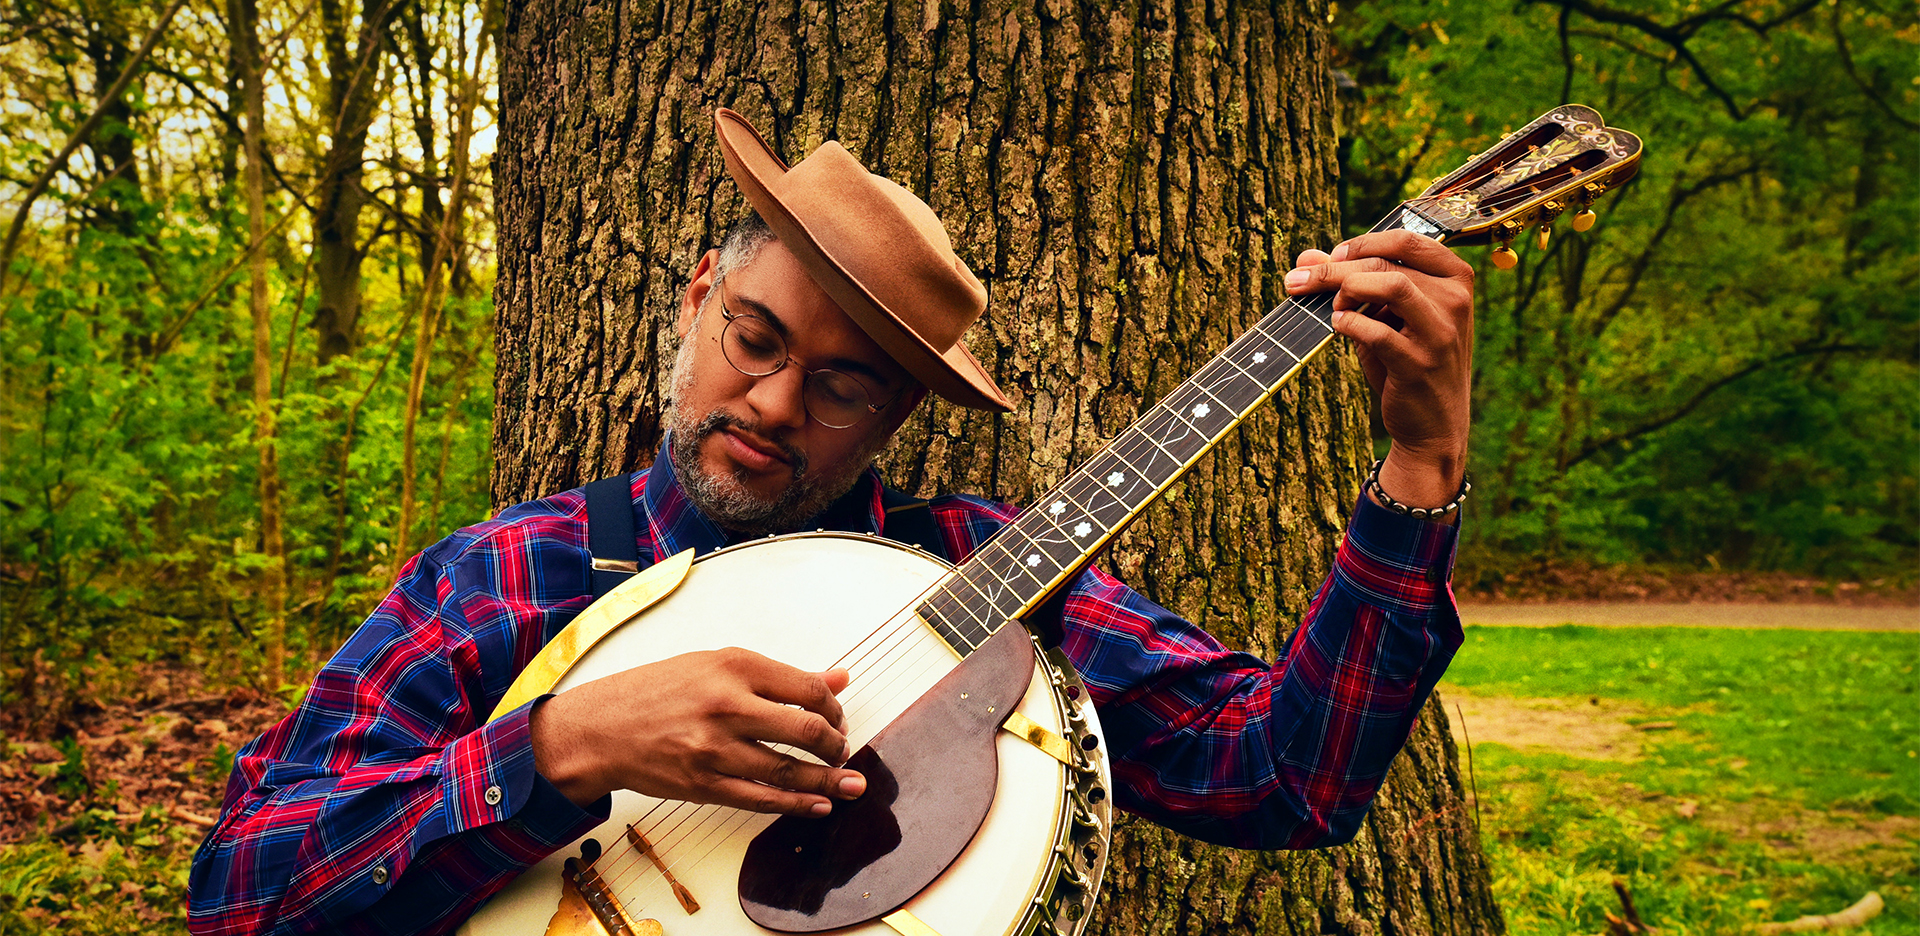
left=529, top=647, right=868, bottom=815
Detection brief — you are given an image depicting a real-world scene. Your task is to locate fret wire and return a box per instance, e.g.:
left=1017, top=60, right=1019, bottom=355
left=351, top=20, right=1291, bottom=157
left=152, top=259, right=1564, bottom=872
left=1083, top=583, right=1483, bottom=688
left=1248, top=318, right=1304, bottom=362
left=1169, top=407, right=1208, bottom=439
left=1108, top=433, right=1180, bottom=491
left=1033, top=484, right=1102, bottom=533
left=1014, top=501, right=1087, bottom=557
left=1131, top=405, right=1209, bottom=465
left=1093, top=447, right=1154, bottom=509
left=1236, top=308, right=1299, bottom=353
left=1216, top=344, right=1263, bottom=383
left=1182, top=355, right=1266, bottom=414
left=924, top=579, right=996, bottom=647
left=1263, top=303, right=1324, bottom=340
left=1278, top=316, right=1333, bottom=359
left=937, top=576, right=1000, bottom=637
left=981, top=532, right=1059, bottom=593
left=1182, top=360, right=1259, bottom=410
left=922, top=601, right=987, bottom=653
left=954, top=553, right=1026, bottom=621
left=1060, top=469, right=1130, bottom=531
left=1026, top=484, right=1108, bottom=556
left=1135, top=419, right=1188, bottom=465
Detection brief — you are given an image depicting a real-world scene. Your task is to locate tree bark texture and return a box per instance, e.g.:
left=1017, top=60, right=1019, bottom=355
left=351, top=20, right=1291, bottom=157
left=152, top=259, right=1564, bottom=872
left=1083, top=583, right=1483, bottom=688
left=494, top=2, right=1502, bottom=933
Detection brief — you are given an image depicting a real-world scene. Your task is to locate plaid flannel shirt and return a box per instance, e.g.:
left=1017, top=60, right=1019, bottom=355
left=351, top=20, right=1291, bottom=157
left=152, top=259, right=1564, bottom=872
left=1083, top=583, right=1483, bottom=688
left=188, top=441, right=1462, bottom=936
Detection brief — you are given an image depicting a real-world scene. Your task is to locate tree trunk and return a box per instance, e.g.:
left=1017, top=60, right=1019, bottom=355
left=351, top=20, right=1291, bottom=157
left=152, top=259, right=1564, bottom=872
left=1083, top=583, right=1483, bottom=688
left=493, top=1, right=1503, bottom=933
left=229, top=0, right=288, bottom=690
left=309, top=0, right=396, bottom=366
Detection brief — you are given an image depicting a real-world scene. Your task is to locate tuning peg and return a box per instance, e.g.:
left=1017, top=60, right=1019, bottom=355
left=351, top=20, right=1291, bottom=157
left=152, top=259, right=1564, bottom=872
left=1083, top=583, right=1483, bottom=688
left=1490, top=243, right=1519, bottom=270
left=1537, top=225, right=1552, bottom=250
left=1571, top=209, right=1597, bottom=231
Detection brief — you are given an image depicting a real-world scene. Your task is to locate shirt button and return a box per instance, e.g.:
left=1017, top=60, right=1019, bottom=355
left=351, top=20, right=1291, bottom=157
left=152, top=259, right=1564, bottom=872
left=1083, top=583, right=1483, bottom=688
left=370, top=866, right=389, bottom=885
left=485, top=785, right=504, bottom=806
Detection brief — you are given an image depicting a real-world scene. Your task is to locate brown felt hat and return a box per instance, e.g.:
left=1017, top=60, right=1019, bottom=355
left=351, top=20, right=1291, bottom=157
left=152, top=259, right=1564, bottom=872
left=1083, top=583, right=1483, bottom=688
left=713, top=108, right=1012, bottom=413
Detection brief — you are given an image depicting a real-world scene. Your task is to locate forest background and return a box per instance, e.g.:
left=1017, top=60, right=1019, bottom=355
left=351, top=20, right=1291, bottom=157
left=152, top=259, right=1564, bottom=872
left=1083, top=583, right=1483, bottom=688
left=0, top=0, right=1912, bottom=927
left=6, top=0, right=1911, bottom=719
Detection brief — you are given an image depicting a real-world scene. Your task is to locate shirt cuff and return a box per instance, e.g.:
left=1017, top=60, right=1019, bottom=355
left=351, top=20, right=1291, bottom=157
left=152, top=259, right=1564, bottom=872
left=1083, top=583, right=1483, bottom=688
left=1337, top=491, right=1463, bottom=631
left=435, top=695, right=608, bottom=842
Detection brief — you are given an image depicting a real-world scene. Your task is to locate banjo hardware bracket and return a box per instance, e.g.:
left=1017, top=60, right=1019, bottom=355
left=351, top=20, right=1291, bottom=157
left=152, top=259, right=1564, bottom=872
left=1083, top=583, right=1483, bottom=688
left=1030, top=645, right=1112, bottom=936
left=882, top=908, right=947, bottom=936
left=1003, top=709, right=1076, bottom=765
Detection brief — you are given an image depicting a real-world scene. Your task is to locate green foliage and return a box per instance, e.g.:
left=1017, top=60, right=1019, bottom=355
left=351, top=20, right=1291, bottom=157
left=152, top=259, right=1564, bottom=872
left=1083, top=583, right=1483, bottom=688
left=1334, top=0, right=1920, bottom=576
left=0, top=0, right=498, bottom=719
left=0, top=194, right=495, bottom=713
left=1446, top=625, right=1920, bottom=934
left=1448, top=625, right=1920, bottom=811
left=0, top=820, right=196, bottom=933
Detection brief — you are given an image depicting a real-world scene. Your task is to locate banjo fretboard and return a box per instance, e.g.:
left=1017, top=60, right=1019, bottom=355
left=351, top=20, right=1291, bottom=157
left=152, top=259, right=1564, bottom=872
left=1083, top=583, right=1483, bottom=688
left=914, top=207, right=1445, bottom=655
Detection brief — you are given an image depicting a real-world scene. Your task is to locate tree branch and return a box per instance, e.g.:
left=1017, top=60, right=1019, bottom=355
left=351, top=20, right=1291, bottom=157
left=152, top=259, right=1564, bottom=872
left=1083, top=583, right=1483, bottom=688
left=1586, top=164, right=1758, bottom=340
left=145, top=62, right=316, bottom=211
left=1566, top=343, right=1869, bottom=469
left=1532, top=0, right=1824, bottom=120
left=0, top=0, right=189, bottom=295
left=1829, top=5, right=1919, bottom=132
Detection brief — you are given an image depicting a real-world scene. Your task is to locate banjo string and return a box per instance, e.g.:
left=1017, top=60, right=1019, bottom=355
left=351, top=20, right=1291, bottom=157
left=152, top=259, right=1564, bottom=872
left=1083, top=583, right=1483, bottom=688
left=593, top=611, right=973, bottom=896
left=601, top=631, right=961, bottom=902
left=587, top=485, right=1067, bottom=900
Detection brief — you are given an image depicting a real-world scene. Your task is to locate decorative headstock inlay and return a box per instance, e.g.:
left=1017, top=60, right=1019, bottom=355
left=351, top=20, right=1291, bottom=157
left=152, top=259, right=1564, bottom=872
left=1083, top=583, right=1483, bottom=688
left=1403, top=104, right=1643, bottom=252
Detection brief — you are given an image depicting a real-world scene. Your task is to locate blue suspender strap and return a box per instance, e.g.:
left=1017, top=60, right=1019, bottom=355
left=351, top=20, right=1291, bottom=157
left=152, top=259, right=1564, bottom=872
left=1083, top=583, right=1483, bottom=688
left=584, top=474, right=639, bottom=599
left=878, top=487, right=947, bottom=562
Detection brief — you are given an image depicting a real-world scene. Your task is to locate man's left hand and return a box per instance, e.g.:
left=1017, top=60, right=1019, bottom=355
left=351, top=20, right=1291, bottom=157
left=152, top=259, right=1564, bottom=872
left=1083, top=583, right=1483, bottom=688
left=1284, top=230, right=1474, bottom=513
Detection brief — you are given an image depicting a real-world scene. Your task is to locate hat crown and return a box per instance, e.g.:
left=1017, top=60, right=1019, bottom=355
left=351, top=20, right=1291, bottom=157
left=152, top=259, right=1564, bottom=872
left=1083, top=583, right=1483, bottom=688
left=713, top=108, right=1012, bottom=412
left=767, top=143, right=985, bottom=351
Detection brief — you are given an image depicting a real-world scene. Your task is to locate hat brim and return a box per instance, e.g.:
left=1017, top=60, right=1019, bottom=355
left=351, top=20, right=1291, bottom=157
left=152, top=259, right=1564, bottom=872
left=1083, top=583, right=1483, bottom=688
left=714, top=109, right=1013, bottom=413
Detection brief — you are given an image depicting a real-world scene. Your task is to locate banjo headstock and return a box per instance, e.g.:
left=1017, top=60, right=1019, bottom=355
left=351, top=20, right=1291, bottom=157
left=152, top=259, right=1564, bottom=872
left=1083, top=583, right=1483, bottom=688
left=1396, top=105, right=1644, bottom=267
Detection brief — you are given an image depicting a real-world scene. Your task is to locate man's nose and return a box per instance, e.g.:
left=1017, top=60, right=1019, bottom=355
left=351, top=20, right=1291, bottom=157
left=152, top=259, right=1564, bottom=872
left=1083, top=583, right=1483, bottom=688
left=745, top=363, right=810, bottom=432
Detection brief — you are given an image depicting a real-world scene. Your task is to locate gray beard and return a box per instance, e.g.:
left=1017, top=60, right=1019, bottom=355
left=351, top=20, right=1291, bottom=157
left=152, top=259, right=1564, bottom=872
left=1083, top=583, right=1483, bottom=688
left=665, top=324, right=886, bottom=536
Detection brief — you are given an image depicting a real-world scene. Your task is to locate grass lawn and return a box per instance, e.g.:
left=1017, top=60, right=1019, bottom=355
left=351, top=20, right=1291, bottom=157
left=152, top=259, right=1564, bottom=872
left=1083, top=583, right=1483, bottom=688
left=1444, top=624, right=1920, bottom=935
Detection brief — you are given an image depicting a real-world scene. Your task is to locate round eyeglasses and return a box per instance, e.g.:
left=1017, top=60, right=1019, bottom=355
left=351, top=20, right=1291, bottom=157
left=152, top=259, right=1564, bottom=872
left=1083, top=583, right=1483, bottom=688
left=716, top=289, right=903, bottom=430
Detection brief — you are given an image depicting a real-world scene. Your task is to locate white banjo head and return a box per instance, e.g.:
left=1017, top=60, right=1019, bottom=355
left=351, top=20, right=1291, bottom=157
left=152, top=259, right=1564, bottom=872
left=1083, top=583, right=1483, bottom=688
left=461, top=533, right=1110, bottom=936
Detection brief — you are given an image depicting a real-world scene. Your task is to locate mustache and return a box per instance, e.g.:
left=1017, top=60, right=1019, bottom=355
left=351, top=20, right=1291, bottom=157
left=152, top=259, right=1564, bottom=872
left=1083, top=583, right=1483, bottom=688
left=689, top=409, right=808, bottom=476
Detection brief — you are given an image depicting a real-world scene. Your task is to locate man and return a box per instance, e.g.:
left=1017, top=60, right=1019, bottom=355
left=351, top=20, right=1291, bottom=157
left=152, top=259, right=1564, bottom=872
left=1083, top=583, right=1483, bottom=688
left=189, top=108, right=1473, bottom=935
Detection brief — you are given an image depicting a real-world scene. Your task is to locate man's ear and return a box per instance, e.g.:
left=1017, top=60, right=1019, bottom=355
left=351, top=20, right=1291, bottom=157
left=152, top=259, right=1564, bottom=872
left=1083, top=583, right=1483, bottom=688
left=679, top=249, right=721, bottom=338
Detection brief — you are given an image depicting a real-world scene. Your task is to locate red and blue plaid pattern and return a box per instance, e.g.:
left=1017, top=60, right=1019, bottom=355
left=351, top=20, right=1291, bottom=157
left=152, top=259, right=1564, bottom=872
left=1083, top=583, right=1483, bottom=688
left=188, top=441, right=1460, bottom=935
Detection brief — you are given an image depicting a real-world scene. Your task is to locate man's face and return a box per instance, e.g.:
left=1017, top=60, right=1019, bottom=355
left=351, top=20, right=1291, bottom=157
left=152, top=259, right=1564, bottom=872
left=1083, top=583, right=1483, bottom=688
left=667, top=240, right=922, bottom=534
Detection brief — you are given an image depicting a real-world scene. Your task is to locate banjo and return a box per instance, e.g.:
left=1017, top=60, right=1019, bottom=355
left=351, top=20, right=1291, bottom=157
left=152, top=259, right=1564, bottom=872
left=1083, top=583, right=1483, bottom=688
left=461, top=105, right=1641, bottom=936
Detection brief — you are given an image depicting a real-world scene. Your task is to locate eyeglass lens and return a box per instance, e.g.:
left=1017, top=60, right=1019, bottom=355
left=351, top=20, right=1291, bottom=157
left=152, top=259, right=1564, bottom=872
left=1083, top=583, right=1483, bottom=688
left=721, top=314, right=876, bottom=429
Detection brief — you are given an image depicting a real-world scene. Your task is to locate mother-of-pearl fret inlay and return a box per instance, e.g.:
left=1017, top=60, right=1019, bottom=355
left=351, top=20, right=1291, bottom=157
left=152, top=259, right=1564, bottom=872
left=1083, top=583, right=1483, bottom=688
left=916, top=207, right=1433, bottom=657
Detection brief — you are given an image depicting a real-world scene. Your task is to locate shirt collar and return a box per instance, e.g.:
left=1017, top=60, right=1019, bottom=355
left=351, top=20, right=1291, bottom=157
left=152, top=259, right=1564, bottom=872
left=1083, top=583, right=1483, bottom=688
left=641, top=434, right=886, bottom=559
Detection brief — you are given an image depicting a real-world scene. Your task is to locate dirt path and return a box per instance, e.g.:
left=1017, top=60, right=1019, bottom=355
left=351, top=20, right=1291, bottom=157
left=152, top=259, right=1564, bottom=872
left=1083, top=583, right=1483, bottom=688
left=1457, top=601, right=1919, bottom=631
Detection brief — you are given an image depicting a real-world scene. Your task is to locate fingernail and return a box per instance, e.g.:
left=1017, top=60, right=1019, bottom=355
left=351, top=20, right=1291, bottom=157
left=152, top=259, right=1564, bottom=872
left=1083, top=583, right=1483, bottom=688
left=1331, top=243, right=1350, bottom=261
left=838, top=775, right=866, bottom=798
left=1331, top=310, right=1348, bottom=327
left=1283, top=269, right=1309, bottom=290
left=810, top=801, right=832, bottom=817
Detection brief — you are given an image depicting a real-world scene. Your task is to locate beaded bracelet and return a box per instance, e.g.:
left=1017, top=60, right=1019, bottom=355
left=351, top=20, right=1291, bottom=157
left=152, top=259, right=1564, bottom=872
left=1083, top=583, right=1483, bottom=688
left=1366, top=458, right=1470, bottom=521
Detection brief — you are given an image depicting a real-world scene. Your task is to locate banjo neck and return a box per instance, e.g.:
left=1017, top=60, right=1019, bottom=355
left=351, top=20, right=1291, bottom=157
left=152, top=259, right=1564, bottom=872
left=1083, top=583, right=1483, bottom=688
left=915, top=206, right=1445, bottom=657
left=915, top=104, right=1648, bottom=657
